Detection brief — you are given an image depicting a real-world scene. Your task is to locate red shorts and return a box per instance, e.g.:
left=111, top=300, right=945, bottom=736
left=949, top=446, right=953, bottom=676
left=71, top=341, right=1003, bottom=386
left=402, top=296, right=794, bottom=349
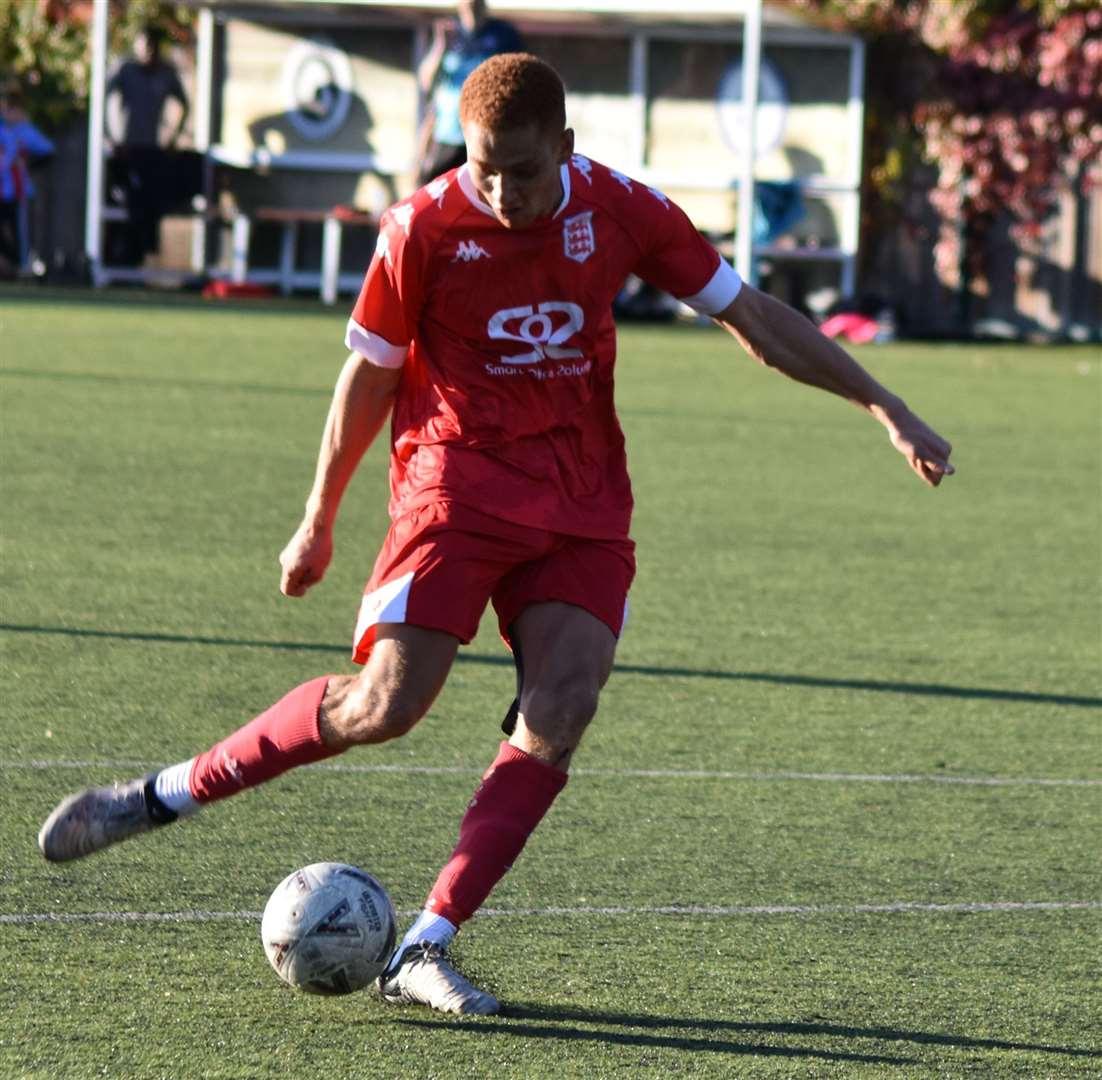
left=352, top=502, right=635, bottom=664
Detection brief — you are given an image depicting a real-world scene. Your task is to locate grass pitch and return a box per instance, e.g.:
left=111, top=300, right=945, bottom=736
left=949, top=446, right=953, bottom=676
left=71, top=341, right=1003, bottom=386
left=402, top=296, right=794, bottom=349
left=1, top=290, right=1099, bottom=1079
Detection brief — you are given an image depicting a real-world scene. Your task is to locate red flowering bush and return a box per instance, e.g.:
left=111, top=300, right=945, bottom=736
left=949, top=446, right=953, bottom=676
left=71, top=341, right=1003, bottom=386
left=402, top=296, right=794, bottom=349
left=791, top=0, right=1102, bottom=287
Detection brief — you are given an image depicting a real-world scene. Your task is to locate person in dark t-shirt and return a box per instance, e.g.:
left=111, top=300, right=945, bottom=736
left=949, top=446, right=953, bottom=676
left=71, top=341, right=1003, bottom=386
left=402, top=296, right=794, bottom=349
left=105, top=26, right=190, bottom=264
left=107, top=26, right=189, bottom=150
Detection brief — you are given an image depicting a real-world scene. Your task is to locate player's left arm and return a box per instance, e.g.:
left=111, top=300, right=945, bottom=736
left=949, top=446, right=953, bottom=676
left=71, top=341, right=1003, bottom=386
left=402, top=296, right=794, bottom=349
left=714, top=285, right=955, bottom=487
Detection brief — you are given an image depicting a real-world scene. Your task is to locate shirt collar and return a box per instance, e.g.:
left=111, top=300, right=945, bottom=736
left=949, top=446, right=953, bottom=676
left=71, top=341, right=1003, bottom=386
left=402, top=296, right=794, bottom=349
left=457, top=162, right=573, bottom=223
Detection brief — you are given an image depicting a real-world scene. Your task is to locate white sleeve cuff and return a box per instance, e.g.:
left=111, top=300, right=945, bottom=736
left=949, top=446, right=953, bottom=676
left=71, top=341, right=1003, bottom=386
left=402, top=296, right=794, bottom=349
left=344, top=318, right=408, bottom=369
left=679, top=259, right=743, bottom=315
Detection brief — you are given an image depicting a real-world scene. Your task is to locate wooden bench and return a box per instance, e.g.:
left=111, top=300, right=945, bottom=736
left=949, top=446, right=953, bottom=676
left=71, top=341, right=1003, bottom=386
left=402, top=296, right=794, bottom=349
left=230, top=206, right=378, bottom=304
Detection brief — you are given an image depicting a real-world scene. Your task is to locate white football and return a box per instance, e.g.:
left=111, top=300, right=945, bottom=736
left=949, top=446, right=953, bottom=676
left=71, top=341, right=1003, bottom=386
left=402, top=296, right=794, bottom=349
left=261, top=862, right=397, bottom=995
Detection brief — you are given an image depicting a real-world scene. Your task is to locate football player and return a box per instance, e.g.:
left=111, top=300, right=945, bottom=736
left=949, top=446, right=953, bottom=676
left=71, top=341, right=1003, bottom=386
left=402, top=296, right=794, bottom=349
left=39, top=54, right=953, bottom=1016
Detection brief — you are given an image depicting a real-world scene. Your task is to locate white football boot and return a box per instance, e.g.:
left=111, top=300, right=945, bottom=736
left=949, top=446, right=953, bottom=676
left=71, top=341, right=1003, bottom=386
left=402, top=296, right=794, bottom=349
left=38, top=775, right=176, bottom=862
left=378, top=943, right=500, bottom=1015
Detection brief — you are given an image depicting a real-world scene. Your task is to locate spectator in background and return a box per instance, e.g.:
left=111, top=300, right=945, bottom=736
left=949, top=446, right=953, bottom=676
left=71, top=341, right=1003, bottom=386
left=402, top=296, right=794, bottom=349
left=0, top=83, right=55, bottom=276
left=105, top=25, right=190, bottom=264
left=106, top=25, right=189, bottom=151
left=416, top=0, right=521, bottom=184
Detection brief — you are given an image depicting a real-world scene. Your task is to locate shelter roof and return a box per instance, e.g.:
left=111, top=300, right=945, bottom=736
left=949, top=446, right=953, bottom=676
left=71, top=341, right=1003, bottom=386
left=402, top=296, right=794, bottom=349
left=185, top=0, right=826, bottom=34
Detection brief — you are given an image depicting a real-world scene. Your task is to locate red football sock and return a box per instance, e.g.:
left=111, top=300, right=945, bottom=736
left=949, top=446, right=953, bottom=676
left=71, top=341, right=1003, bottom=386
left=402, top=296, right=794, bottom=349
left=189, top=676, right=338, bottom=803
left=425, top=741, right=568, bottom=926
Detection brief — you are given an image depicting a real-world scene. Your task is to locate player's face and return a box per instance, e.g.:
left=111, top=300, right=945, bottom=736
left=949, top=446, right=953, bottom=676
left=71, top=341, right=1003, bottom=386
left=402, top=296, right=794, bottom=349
left=464, top=122, right=574, bottom=230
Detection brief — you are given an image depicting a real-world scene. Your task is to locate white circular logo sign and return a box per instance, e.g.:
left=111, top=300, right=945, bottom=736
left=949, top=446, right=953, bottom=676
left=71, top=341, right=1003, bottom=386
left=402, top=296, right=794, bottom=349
left=717, top=58, right=789, bottom=160
left=281, top=36, right=353, bottom=141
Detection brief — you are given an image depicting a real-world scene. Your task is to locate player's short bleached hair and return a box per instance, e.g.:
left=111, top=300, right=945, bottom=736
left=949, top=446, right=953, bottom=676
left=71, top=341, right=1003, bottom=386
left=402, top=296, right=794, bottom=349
left=459, top=53, right=566, bottom=135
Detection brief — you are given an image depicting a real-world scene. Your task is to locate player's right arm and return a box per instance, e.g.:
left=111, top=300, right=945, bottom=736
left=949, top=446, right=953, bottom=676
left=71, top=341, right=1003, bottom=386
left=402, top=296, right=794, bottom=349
left=279, top=197, right=425, bottom=595
left=281, top=199, right=423, bottom=598
left=279, top=354, right=401, bottom=597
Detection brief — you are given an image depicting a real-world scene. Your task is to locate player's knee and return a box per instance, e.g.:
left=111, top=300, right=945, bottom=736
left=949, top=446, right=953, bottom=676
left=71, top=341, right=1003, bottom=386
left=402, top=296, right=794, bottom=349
left=522, top=676, right=601, bottom=742
left=322, top=682, right=427, bottom=747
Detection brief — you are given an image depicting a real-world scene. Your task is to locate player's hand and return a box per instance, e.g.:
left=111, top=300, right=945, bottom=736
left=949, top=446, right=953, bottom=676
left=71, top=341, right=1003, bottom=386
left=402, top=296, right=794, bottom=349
left=279, top=521, right=334, bottom=597
left=886, top=409, right=955, bottom=487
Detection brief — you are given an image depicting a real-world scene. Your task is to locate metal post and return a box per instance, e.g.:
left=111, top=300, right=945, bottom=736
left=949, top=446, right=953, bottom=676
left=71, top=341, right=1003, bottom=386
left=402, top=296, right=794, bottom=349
left=840, top=191, right=859, bottom=298
left=279, top=221, right=298, bottom=296
left=321, top=215, right=342, bottom=304
left=734, top=0, right=762, bottom=287
left=85, top=0, right=109, bottom=285
left=841, top=34, right=866, bottom=299
left=629, top=32, right=647, bottom=172
left=231, top=213, right=250, bottom=283
left=191, top=5, right=215, bottom=272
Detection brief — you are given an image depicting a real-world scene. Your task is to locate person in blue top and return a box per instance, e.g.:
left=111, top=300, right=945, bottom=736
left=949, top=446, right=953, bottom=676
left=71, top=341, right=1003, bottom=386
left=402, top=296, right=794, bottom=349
left=416, top=0, right=522, bottom=184
left=0, top=83, right=55, bottom=274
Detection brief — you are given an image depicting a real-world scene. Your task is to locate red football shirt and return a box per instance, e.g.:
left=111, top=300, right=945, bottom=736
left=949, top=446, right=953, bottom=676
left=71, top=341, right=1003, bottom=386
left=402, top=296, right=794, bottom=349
left=346, top=155, right=742, bottom=540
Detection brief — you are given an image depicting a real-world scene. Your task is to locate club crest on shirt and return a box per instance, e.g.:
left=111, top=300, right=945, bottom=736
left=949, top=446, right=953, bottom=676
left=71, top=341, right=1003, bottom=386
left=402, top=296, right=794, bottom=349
left=563, top=211, right=595, bottom=263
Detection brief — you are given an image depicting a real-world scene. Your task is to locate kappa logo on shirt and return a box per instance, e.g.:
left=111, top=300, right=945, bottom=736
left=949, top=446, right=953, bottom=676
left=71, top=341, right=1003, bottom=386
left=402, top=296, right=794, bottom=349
left=453, top=239, right=491, bottom=263
left=426, top=176, right=450, bottom=205
left=390, top=203, right=415, bottom=234
left=611, top=170, right=634, bottom=193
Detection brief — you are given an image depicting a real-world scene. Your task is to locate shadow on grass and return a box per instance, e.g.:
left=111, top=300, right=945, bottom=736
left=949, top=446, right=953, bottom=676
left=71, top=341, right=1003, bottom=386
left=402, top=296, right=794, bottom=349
left=494, top=1004, right=1102, bottom=1059
left=2, top=622, right=1100, bottom=710
left=2, top=366, right=331, bottom=399
left=0, top=285, right=327, bottom=315
left=393, top=1012, right=917, bottom=1066
left=0, top=366, right=827, bottom=429
left=395, top=1002, right=1100, bottom=1063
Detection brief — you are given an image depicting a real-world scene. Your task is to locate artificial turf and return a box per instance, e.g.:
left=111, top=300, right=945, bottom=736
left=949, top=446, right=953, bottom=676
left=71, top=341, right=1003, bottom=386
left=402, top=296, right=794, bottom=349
left=1, top=291, right=1099, bottom=1078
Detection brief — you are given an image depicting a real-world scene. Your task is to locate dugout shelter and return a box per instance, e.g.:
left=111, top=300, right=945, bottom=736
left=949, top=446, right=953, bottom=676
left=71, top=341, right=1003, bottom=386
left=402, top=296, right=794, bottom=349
left=84, top=0, right=864, bottom=305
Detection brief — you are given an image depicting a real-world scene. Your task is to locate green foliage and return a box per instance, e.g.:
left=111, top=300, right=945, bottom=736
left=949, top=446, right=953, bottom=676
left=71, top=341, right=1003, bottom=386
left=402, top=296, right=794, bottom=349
left=0, top=2, right=88, bottom=130
left=789, top=0, right=1102, bottom=289
left=107, top=0, right=196, bottom=55
left=0, top=0, right=193, bottom=130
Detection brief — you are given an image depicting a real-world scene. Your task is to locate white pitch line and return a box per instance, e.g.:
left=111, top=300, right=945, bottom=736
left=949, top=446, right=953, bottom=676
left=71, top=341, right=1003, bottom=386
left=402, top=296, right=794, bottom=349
left=0, top=910, right=265, bottom=925
left=7, top=759, right=1102, bottom=787
left=2, top=900, right=1099, bottom=926
left=576, top=769, right=1102, bottom=788
left=476, top=900, right=1102, bottom=918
